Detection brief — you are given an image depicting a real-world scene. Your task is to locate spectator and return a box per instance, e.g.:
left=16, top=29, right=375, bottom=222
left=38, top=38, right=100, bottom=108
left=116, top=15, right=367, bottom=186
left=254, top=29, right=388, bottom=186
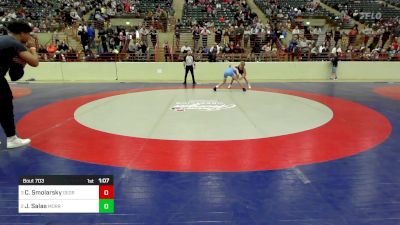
left=251, top=42, right=261, bottom=61
left=262, top=43, right=272, bottom=60
left=58, top=41, right=69, bottom=52
left=137, top=40, right=148, bottom=60
left=149, top=26, right=157, bottom=48
left=175, top=19, right=183, bottom=30
left=288, top=36, right=298, bottom=60
left=334, top=27, right=341, bottom=46
left=200, top=26, right=211, bottom=48
left=243, top=26, right=250, bottom=48
left=381, top=27, right=391, bottom=48
left=46, top=43, right=57, bottom=54
left=181, top=42, right=192, bottom=53
left=70, top=10, right=81, bottom=21
left=348, top=25, right=358, bottom=48
left=128, top=39, right=137, bottom=53
left=163, top=41, right=172, bottom=62
left=209, top=43, right=220, bottom=62
left=215, top=27, right=223, bottom=45
left=175, top=28, right=180, bottom=48
left=87, top=24, right=95, bottom=49
left=292, top=25, right=300, bottom=36
left=331, top=44, right=342, bottom=56
left=392, top=40, right=399, bottom=51
left=310, top=44, right=318, bottom=59
left=139, top=25, right=149, bottom=46
left=361, top=24, right=373, bottom=47
left=223, top=27, right=230, bottom=45
left=201, top=45, right=210, bottom=56
left=250, top=25, right=257, bottom=47
left=236, top=24, right=244, bottom=46
left=330, top=53, right=339, bottom=80
left=98, top=30, right=108, bottom=53
left=192, top=26, right=200, bottom=51
left=38, top=44, right=49, bottom=61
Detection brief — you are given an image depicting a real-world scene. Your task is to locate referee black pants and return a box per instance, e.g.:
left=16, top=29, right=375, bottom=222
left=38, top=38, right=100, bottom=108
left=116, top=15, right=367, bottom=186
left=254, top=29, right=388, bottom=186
left=0, top=77, right=16, bottom=137
left=184, top=65, right=196, bottom=84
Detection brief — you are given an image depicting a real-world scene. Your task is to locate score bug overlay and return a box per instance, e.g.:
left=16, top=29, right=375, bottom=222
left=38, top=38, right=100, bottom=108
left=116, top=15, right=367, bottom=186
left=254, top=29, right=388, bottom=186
left=18, top=175, right=114, bottom=213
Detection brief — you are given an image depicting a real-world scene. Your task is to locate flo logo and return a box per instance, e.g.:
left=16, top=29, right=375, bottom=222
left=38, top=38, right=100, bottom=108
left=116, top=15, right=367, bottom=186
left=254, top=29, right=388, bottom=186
left=171, top=100, right=236, bottom=112
left=360, top=12, right=382, bottom=20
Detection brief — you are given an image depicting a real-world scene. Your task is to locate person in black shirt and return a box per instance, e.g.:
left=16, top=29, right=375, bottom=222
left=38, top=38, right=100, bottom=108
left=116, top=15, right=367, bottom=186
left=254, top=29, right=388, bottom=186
left=215, top=27, right=222, bottom=45
left=0, top=26, right=8, bottom=35
left=330, top=53, right=339, bottom=80
left=175, top=19, right=182, bottom=31
left=381, top=28, right=391, bottom=49
left=99, top=30, right=108, bottom=53
left=58, top=41, right=69, bottom=52
left=334, top=27, right=341, bottom=47
left=183, top=51, right=196, bottom=85
left=229, top=61, right=251, bottom=89
left=140, top=41, right=148, bottom=54
left=149, top=26, right=157, bottom=48
left=174, top=28, right=180, bottom=48
left=80, top=30, right=89, bottom=50
left=251, top=42, right=261, bottom=61
left=163, top=41, right=171, bottom=62
left=0, top=21, right=39, bottom=149
left=135, top=41, right=148, bottom=61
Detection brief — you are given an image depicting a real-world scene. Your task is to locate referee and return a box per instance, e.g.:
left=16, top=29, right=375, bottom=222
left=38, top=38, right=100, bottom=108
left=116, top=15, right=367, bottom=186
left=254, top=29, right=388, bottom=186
left=183, top=51, right=196, bottom=85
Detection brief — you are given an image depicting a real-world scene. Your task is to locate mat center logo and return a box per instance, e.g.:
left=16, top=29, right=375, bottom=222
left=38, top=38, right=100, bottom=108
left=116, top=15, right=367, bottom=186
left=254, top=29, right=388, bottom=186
left=171, top=100, right=236, bottom=112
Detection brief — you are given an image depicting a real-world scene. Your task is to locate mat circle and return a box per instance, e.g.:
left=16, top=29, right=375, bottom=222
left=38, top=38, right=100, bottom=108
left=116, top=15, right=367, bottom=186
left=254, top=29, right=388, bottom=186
left=17, top=87, right=392, bottom=172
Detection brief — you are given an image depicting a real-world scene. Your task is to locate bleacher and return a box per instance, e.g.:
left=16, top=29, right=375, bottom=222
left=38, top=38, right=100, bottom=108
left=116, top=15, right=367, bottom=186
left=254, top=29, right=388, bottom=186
left=321, top=0, right=400, bottom=24
left=1, top=0, right=399, bottom=63
left=252, top=0, right=356, bottom=30
left=254, top=0, right=336, bottom=19
left=0, top=0, right=98, bottom=31
left=181, top=1, right=253, bottom=30
left=385, top=0, right=400, bottom=7
left=135, top=0, right=172, bottom=16
left=112, top=0, right=173, bottom=18
left=283, top=0, right=329, bottom=16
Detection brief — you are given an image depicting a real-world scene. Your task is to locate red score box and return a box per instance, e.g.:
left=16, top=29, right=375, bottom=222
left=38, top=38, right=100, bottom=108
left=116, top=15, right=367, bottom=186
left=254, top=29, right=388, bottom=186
left=99, top=185, right=114, bottom=199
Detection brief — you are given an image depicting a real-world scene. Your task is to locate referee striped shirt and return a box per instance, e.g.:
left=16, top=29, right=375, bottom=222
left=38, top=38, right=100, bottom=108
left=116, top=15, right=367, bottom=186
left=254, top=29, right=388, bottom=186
left=184, top=55, right=195, bottom=67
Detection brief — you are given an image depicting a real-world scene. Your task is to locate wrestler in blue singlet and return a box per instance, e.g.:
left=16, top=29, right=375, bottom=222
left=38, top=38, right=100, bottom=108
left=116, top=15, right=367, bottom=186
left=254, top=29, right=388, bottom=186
left=223, top=67, right=236, bottom=78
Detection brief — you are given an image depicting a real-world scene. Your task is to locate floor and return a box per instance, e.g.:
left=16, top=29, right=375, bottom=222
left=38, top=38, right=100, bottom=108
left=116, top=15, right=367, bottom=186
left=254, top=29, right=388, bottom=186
left=0, top=82, right=399, bottom=225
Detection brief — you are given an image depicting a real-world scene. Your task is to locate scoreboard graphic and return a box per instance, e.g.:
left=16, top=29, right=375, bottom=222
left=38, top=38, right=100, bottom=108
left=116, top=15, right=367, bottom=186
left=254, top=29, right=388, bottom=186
left=18, top=175, right=114, bottom=213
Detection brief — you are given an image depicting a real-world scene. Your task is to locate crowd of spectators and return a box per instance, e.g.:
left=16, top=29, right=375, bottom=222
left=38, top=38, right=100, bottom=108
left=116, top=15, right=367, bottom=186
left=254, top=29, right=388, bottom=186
left=181, top=0, right=257, bottom=31
left=282, top=19, right=400, bottom=62
left=72, top=23, right=159, bottom=61
left=176, top=0, right=291, bottom=61
left=255, top=0, right=336, bottom=22
left=251, top=0, right=400, bottom=61
left=0, top=0, right=99, bottom=31
left=176, top=7, right=292, bottom=62
left=89, top=0, right=171, bottom=30
left=84, top=0, right=172, bottom=33
left=1, top=0, right=399, bottom=62
left=6, top=21, right=160, bottom=62
left=0, top=0, right=173, bottom=32
left=324, top=0, right=400, bottom=23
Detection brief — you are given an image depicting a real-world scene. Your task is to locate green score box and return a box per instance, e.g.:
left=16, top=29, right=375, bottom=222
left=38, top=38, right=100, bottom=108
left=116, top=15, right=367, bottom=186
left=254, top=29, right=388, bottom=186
left=99, top=199, right=114, bottom=213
